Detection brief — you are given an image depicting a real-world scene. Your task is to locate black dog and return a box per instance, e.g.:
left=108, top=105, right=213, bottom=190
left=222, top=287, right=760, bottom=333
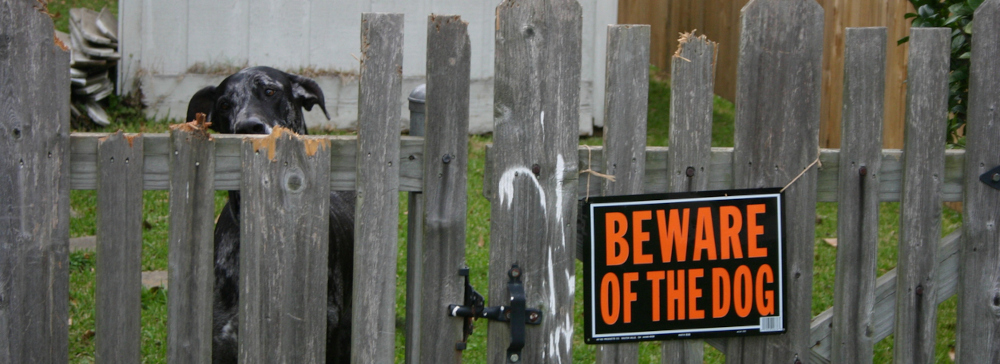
left=186, top=66, right=354, bottom=363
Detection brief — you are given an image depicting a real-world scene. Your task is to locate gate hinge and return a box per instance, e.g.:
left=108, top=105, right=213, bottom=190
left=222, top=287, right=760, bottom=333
left=448, top=265, right=542, bottom=363
left=980, top=165, right=1000, bottom=191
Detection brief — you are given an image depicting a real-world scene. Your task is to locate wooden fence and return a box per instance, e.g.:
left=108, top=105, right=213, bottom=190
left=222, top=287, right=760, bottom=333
left=619, top=0, right=916, bottom=149
left=3, top=0, right=1000, bottom=363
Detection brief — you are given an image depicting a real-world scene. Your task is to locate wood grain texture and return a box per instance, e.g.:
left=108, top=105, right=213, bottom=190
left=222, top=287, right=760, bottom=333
left=892, top=27, right=949, bottom=364
left=0, top=2, right=71, bottom=361
left=67, top=134, right=971, bottom=203
left=809, top=231, right=962, bottom=363
left=661, top=30, right=716, bottom=364
left=486, top=0, right=581, bottom=362
left=95, top=132, right=144, bottom=364
left=167, top=126, right=215, bottom=363
left=411, top=14, right=471, bottom=364
left=68, top=134, right=424, bottom=191
left=830, top=27, right=885, bottom=364
left=957, top=1, right=1000, bottom=362
left=726, top=0, right=824, bottom=362
left=352, top=12, right=404, bottom=364
left=595, top=24, right=649, bottom=364
left=239, top=131, right=331, bottom=363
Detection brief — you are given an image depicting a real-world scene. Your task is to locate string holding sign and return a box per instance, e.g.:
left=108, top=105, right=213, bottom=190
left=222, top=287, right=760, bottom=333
left=580, top=144, right=617, bottom=201
left=780, top=147, right=822, bottom=193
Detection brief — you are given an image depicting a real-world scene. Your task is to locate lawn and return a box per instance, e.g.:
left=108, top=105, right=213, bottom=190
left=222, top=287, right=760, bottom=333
left=53, top=1, right=962, bottom=363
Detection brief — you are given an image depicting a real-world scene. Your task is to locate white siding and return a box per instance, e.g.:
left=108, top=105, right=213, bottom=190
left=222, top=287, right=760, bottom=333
left=120, top=0, right=619, bottom=133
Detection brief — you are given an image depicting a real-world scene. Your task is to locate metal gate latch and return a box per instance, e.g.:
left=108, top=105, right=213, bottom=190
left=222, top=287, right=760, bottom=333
left=448, top=265, right=542, bottom=362
left=980, top=165, right=1000, bottom=191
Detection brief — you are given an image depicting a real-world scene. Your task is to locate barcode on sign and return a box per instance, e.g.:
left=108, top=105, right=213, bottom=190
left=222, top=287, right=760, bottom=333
left=759, top=316, right=783, bottom=332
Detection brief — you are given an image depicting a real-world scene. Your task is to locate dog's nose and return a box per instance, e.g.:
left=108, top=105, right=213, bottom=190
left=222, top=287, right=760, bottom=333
left=234, top=118, right=271, bottom=134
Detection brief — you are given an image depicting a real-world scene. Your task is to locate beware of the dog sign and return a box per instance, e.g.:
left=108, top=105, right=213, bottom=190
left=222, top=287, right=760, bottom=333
left=583, top=189, right=786, bottom=344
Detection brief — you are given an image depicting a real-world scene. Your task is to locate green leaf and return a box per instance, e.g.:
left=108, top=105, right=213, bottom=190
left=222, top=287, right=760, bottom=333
left=949, top=3, right=972, bottom=16
left=964, top=21, right=974, bottom=34
left=943, top=15, right=962, bottom=26
left=897, top=36, right=910, bottom=45
left=952, top=35, right=966, bottom=52
left=967, top=0, right=985, bottom=11
left=905, top=12, right=918, bottom=19
left=919, top=4, right=936, bottom=17
left=959, top=52, right=971, bottom=59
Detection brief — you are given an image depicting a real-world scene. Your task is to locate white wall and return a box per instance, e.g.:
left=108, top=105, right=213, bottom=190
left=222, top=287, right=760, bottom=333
left=119, top=0, right=618, bottom=134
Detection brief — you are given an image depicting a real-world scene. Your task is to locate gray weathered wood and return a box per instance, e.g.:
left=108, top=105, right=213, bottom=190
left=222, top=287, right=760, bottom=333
left=239, top=129, right=331, bottom=363
left=594, top=24, right=649, bottom=364
left=486, top=0, right=581, bottom=362
left=411, top=14, right=471, bottom=364
left=830, top=27, right=886, bottom=364
left=726, top=0, right=823, bottom=362
left=69, top=134, right=424, bottom=191
left=661, top=30, right=715, bottom=364
left=957, top=1, right=1000, bottom=362
left=809, top=231, right=962, bottom=363
left=67, top=134, right=973, bottom=202
left=166, top=121, right=215, bottom=364
left=95, top=132, right=144, bottom=364
left=0, top=2, right=71, bottom=362
left=892, top=27, right=950, bottom=364
left=353, top=12, right=404, bottom=364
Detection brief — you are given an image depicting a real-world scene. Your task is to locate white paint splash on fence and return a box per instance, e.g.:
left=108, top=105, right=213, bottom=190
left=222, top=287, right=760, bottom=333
left=498, top=167, right=546, bottom=213
left=540, top=111, right=545, bottom=128
left=546, top=246, right=574, bottom=363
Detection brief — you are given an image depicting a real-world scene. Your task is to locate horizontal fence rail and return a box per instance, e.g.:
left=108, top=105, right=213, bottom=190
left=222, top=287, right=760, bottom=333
left=68, top=133, right=967, bottom=202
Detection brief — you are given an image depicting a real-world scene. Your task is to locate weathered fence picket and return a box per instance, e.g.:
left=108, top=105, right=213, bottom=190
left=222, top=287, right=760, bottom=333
left=8, top=0, right=1000, bottom=363
left=727, top=0, right=824, bottom=362
left=95, top=132, right=144, bottom=364
left=957, top=0, right=1000, bottom=362
left=166, top=121, right=215, bottom=363
left=594, top=24, right=650, bottom=364
left=353, top=12, right=404, bottom=364
left=0, top=4, right=71, bottom=363
left=486, top=0, right=581, bottom=362
left=893, top=27, right=950, bottom=364
left=410, top=14, right=472, bottom=364
left=662, top=31, right=716, bottom=364
left=830, top=27, right=885, bottom=364
left=239, top=130, right=331, bottom=363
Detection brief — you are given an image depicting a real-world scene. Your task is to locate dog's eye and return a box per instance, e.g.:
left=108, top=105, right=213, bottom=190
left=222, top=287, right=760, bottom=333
left=264, top=89, right=276, bottom=97
left=219, top=101, right=231, bottom=111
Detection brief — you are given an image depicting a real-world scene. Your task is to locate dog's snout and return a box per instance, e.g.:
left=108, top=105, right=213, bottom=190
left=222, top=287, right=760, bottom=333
left=234, top=117, right=271, bottom=134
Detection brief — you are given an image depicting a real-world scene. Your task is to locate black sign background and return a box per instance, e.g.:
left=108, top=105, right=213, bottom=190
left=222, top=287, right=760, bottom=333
left=584, top=188, right=786, bottom=344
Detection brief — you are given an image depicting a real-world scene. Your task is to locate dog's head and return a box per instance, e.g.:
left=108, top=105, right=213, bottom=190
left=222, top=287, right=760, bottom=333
left=185, top=66, right=329, bottom=135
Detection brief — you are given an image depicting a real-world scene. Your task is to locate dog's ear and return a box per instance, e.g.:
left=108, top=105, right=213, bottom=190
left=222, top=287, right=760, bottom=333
left=186, top=86, right=223, bottom=131
left=288, top=74, right=330, bottom=120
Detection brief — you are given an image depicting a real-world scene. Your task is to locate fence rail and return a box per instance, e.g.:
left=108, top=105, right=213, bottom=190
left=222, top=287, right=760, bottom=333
left=4, top=0, right=1000, bottom=363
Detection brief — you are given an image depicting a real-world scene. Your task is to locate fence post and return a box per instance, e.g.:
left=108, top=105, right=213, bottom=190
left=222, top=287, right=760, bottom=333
left=353, top=12, right=404, bottom=364
left=662, top=31, right=716, bottom=364
left=239, top=130, right=331, bottom=363
left=486, top=0, right=581, bottom=362
left=893, top=27, right=950, bottom=364
left=593, top=24, right=650, bottom=364
left=830, top=27, right=886, bottom=364
left=167, top=119, right=216, bottom=363
left=958, top=1, right=1000, bottom=361
left=411, top=14, right=472, bottom=364
left=0, top=2, right=71, bottom=362
left=727, top=0, right=823, bottom=362
left=95, top=132, right=144, bottom=363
